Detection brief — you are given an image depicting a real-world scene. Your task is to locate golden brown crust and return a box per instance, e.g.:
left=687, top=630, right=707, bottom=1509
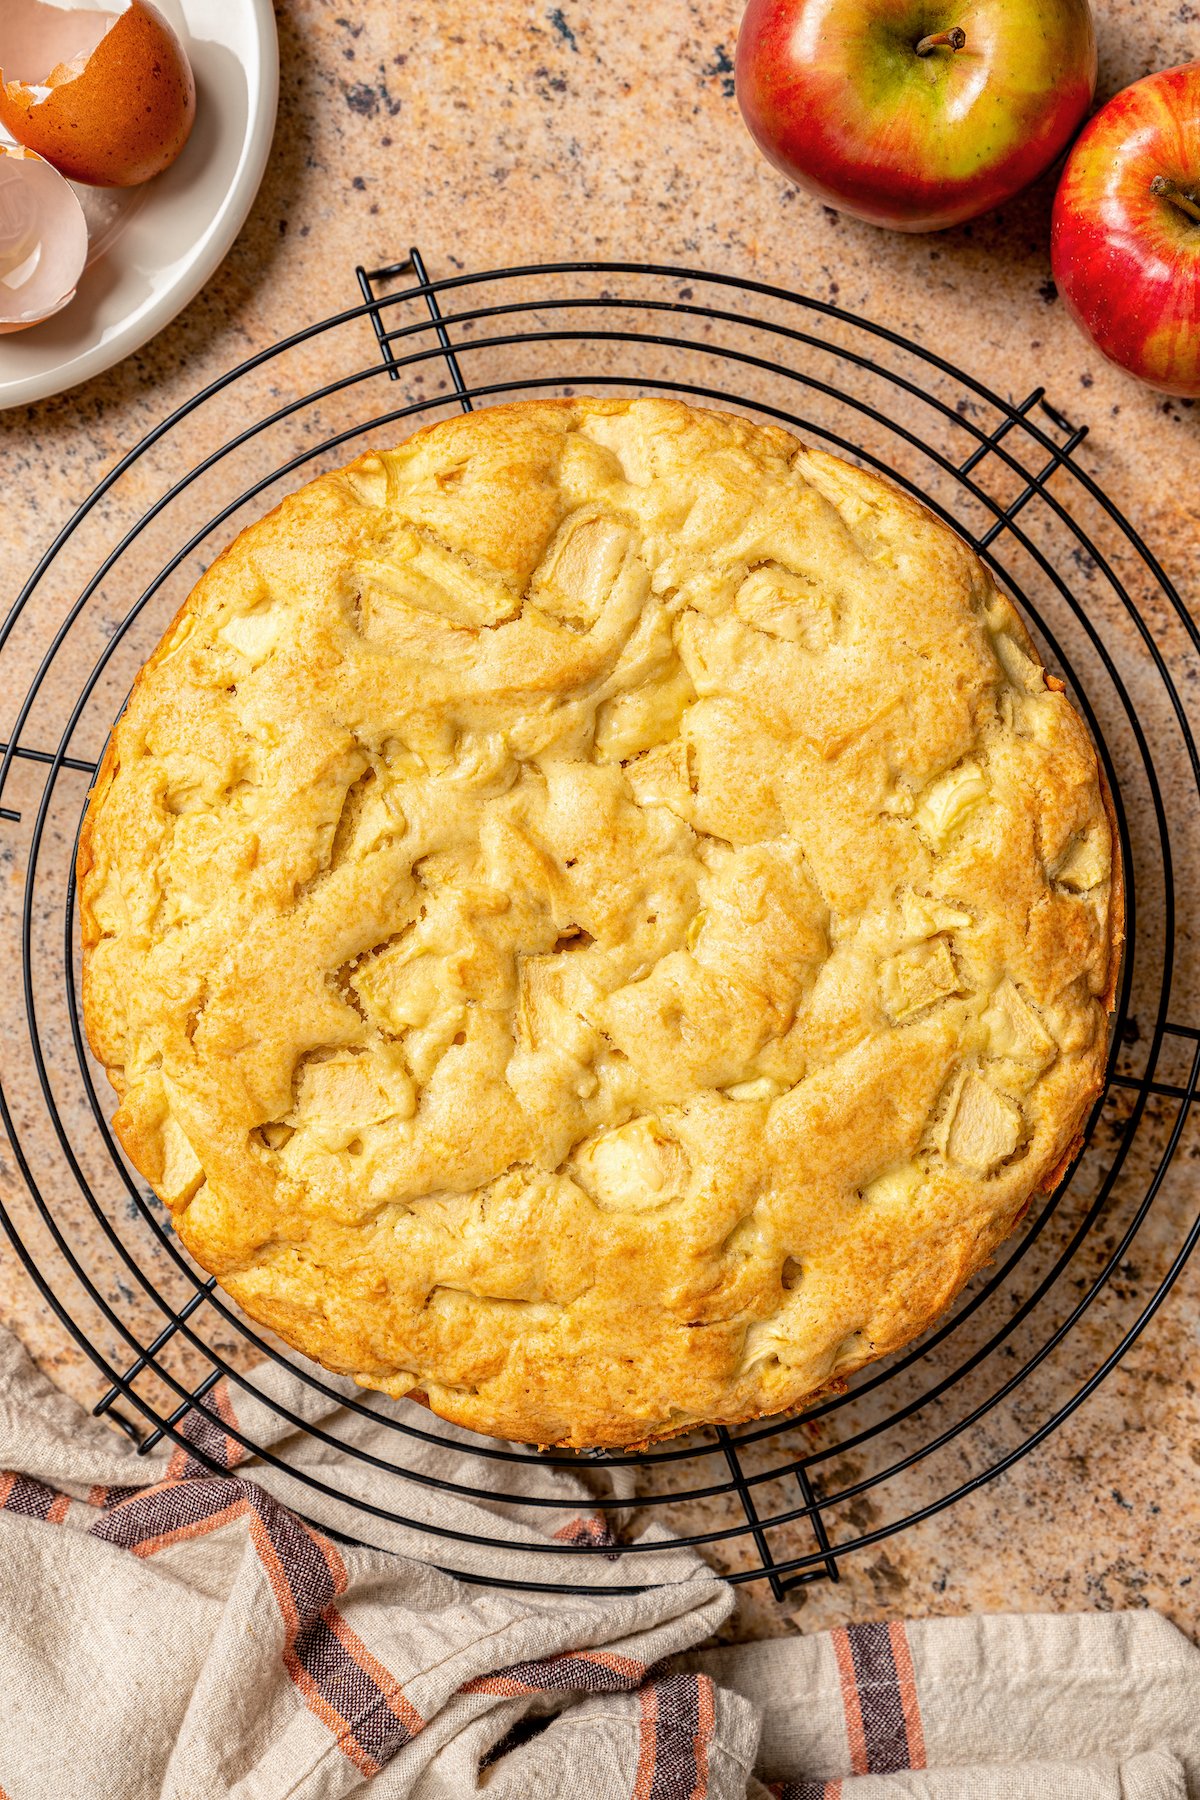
left=78, top=399, right=1120, bottom=1448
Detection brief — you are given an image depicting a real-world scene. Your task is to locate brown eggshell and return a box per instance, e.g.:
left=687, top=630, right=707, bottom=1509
left=0, top=1, right=196, bottom=188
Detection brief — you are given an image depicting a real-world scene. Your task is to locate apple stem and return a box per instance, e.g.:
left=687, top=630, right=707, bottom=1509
left=915, top=26, right=967, bottom=54
left=1151, top=176, right=1200, bottom=224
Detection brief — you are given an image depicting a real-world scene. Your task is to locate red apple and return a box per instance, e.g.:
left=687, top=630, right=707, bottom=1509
left=735, top=0, right=1097, bottom=232
left=1051, top=63, right=1200, bottom=398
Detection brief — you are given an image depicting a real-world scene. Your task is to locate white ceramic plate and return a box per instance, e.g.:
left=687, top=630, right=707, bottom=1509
left=0, top=0, right=278, bottom=410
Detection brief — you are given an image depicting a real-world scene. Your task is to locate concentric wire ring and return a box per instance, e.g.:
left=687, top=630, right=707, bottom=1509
left=1, top=254, right=1196, bottom=1596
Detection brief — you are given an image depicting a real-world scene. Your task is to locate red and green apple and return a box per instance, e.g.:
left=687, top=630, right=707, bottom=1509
left=1051, top=62, right=1200, bottom=398
left=735, top=0, right=1097, bottom=232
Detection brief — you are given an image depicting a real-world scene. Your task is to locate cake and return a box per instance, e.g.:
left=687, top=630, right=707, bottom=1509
left=78, top=398, right=1121, bottom=1448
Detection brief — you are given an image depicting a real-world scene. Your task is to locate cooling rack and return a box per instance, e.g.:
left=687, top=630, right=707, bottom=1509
left=1, top=251, right=1197, bottom=1599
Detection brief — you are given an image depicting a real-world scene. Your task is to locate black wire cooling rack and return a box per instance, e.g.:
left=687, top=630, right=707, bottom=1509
left=1, top=252, right=1198, bottom=1599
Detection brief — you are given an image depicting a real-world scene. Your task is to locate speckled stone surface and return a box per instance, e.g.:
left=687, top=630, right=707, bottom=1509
left=0, top=1, right=1198, bottom=1648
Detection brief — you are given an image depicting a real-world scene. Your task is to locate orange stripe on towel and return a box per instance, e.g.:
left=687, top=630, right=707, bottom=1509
left=887, top=1620, right=926, bottom=1770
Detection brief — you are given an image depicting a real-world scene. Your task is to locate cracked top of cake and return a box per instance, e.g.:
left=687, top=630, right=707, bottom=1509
left=78, top=398, right=1121, bottom=1448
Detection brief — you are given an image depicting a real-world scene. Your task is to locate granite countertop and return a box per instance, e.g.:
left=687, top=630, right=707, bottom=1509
left=1, top=0, right=1197, bottom=1646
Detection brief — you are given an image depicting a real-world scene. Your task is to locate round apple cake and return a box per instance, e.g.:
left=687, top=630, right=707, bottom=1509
left=78, top=398, right=1121, bottom=1448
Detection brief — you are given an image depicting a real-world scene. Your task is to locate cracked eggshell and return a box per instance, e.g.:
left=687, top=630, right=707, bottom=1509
left=0, top=0, right=195, bottom=188
left=0, top=143, right=88, bottom=332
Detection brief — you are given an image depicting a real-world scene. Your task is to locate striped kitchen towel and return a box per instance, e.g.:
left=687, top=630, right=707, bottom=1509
left=0, top=1321, right=751, bottom=1799
left=1, top=1322, right=1198, bottom=1797
left=692, top=1616, right=1200, bottom=1797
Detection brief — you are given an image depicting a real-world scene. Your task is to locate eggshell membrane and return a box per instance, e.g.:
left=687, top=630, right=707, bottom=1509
left=0, top=2, right=113, bottom=85
left=0, top=0, right=195, bottom=188
left=0, top=145, right=88, bottom=331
